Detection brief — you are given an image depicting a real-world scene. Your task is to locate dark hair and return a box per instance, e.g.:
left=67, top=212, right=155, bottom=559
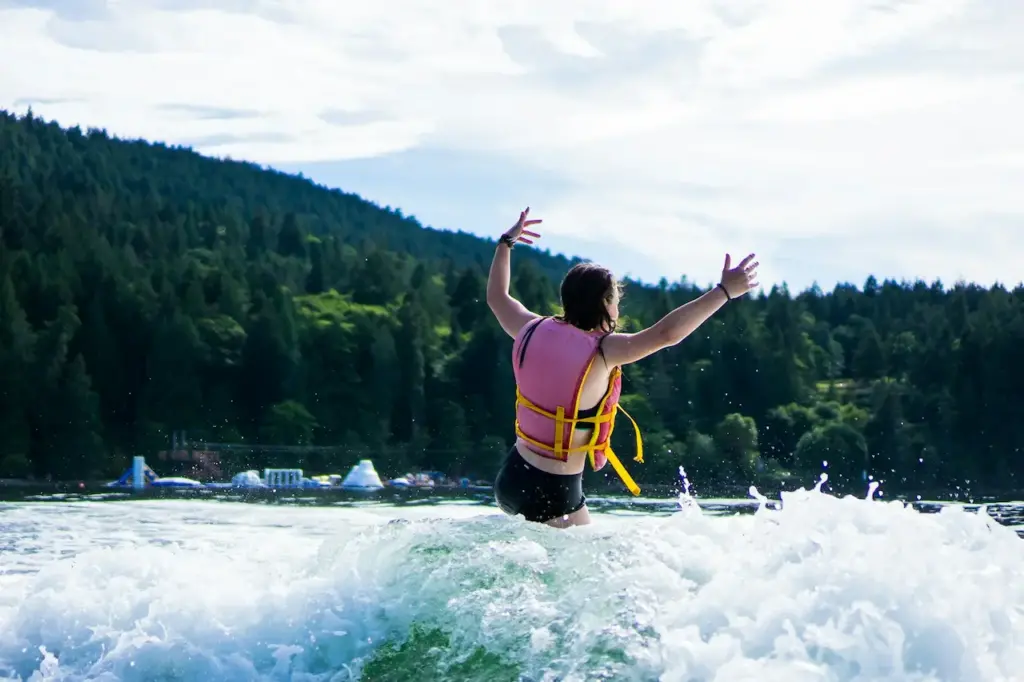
left=557, top=262, right=621, bottom=333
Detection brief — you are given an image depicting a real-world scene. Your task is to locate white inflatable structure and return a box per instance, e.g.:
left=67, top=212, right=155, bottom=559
left=340, top=459, right=384, bottom=490
left=150, top=476, right=203, bottom=489
left=231, top=470, right=266, bottom=488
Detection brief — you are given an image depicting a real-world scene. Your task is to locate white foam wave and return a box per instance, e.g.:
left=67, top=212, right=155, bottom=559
left=0, top=485, right=1021, bottom=681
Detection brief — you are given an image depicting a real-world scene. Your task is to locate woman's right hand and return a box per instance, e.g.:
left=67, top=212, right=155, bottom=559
left=719, top=253, right=759, bottom=298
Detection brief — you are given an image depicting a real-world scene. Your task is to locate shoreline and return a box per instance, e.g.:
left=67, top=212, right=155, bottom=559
left=1, top=477, right=1022, bottom=505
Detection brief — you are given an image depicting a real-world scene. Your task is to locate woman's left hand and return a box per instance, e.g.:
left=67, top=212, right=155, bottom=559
left=502, top=207, right=543, bottom=245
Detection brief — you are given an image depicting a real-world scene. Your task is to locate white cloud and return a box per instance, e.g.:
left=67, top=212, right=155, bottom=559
left=1, top=0, right=1022, bottom=290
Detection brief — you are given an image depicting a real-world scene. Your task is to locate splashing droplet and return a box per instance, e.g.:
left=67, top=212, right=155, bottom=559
left=678, top=466, right=691, bottom=497
left=676, top=466, right=699, bottom=513
left=748, top=485, right=770, bottom=513
left=866, top=480, right=880, bottom=501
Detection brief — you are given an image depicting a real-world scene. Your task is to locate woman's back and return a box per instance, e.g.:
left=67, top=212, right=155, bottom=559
left=512, top=318, right=615, bottom=475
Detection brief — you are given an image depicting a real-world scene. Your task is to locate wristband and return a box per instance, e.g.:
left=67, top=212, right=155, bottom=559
left=716, top=282, right=732, bottom=301
left=499, top=234, right=516, bottom=249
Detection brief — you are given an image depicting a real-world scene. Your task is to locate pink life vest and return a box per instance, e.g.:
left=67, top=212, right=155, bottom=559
left=511, top=317, right=645, bottom=495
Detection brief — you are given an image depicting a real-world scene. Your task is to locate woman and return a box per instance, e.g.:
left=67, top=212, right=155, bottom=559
left=487, top=207, right=760, bottom=528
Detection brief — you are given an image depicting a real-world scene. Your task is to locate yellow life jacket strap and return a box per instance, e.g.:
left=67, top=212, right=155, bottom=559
left=583, top=366, right=617, bottom=469
left=588, top=396, right=644, bottom=496
left=515, top=388, right=615, bottom=425
left=514, top=419, right=613, bottom=456
left=616, top=403, right=644, bottom=465
left=601, top=445, right=641, bottom=496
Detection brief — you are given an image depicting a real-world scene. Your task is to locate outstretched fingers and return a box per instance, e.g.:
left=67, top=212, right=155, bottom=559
left=746, top=260, right=760, bottom=288
left=520, top=219, right=543, bottom=243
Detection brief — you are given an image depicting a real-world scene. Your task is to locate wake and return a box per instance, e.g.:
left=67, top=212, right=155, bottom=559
left=0, top=474, right=1021, bottom=681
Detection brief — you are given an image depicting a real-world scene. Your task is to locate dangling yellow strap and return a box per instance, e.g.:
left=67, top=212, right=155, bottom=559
left=602, top=445, right=641, bottom=496
left=598, top=402, right=644, bottom=496
left=616, top=403, right=644, bottom=464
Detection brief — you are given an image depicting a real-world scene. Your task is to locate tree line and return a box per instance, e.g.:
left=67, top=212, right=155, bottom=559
left=1, top=109, right=1021, bottom=496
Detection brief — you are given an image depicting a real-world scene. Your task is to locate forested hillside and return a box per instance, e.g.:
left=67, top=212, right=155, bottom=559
left=1, top=109, right=1021, bottom=495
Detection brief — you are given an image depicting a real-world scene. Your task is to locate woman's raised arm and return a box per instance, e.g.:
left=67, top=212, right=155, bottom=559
left=486, top=207, right=544, bottom=338
left=602, top=253, right=759, bottom=367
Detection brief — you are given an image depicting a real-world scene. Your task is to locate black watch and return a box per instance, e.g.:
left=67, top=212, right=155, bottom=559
left=499, top=234, right=516, bottom=249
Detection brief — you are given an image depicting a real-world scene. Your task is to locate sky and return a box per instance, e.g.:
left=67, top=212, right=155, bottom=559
left=1, top=0, right=1022, bottom=292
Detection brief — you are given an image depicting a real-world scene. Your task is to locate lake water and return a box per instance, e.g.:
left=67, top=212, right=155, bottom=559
left=1, top=483, right=1023, bottom=681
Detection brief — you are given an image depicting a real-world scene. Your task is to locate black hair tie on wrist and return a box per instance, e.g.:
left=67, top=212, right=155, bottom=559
left=717, top=282, right=732, bottom=301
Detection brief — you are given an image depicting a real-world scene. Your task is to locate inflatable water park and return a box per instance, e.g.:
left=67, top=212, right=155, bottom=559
left=106, top=456, right=490, bottom=492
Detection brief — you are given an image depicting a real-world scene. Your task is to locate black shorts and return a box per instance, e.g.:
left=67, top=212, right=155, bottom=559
left=493, top=446, right=586, bottom=523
